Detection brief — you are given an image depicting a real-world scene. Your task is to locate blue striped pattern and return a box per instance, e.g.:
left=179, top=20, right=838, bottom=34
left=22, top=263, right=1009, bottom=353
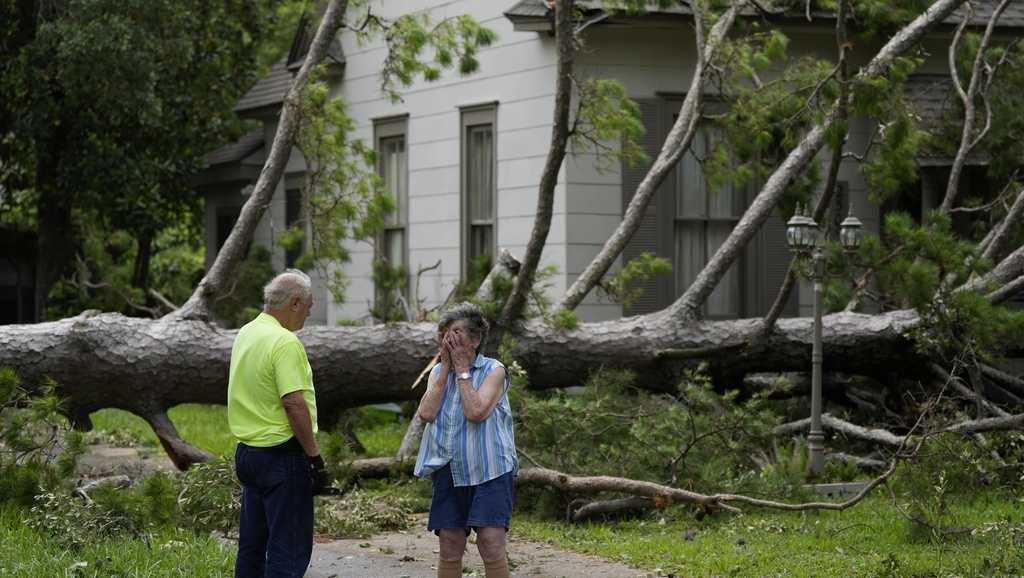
left=414, top=354, right=518, bottom=486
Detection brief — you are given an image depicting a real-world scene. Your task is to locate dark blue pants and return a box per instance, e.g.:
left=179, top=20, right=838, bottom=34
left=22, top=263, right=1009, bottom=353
left=234, top=442, right=313, bottom=578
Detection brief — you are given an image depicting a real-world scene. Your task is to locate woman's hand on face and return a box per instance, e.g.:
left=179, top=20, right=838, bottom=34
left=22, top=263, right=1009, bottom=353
left=437, top=331, right=452, bottom=367
left=447, top=330, right=475, bottom=372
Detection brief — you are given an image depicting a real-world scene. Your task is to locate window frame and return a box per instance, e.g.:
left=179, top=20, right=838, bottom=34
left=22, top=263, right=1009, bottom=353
left=373, top=115, right=410, bottom=310
left=665, top=101, right=750, bottom=319
left=460, top=103, right=498, bottom=281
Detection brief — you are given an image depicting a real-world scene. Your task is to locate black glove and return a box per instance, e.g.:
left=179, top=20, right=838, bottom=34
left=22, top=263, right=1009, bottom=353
left=310, top=454, right=330, bottom=495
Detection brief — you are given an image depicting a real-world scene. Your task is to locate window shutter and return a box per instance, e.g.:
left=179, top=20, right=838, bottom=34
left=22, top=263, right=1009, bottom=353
left=758, top=211, right=796, bottom=316
left=622, top=99, right=669, bottom=316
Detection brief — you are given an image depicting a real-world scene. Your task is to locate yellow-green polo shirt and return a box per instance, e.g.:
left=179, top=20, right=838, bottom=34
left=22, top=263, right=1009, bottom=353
left=227, top=312, right=318, bottom=447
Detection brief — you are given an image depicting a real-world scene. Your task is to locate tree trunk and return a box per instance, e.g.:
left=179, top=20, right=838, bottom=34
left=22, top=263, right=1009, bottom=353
left=171, top=0, right=350, bottom=321
left=0, top=308, right=924, bottom=436
left=132, top=230, right=154, bottom=291
left=35, top=186, right=75, bottom=320
left=497, top=0, right=573, bottom=326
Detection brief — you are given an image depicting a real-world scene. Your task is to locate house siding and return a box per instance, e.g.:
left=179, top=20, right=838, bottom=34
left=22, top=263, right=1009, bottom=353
left=327, top=1, right=562, bottom=324
left=200, top=4, right=972, bottom=326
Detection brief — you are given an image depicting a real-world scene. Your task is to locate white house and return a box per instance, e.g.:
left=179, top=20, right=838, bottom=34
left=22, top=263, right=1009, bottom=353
left=195, top=0, right=1023, bottom=326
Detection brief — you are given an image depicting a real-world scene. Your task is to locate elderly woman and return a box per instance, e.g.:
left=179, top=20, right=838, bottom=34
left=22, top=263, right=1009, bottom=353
left=414, top=302, right=518, bottom=578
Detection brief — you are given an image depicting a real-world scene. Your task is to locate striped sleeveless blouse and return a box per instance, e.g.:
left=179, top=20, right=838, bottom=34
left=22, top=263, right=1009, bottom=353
left=414, top=353, right=518, bottom=486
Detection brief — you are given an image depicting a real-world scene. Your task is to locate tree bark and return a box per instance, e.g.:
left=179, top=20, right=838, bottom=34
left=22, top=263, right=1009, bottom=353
left=132, top=230, right=154, bottom=291
left=557, top=0, right=744, bottom=313
left=498, top=0, right=573, bottom=327
left=981, top=188, right=1024, bottom=264
left=0, top=308, right=925, bottom=439
left=762, top=0, right=850, bottom=333
left=938, top=0, right=1011, bottom=214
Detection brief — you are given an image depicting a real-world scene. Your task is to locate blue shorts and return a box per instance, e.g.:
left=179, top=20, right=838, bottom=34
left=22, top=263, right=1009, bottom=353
left=427, top=464, right=515, bottom=535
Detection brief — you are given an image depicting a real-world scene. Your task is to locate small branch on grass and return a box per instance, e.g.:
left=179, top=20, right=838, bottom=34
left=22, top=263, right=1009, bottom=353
left=571, top=496, right=654, bottom=522
left=75, top=475, right=132, bottom=504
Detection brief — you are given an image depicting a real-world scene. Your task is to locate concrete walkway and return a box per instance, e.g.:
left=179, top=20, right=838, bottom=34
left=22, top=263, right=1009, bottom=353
left=307, top=515, right=653, bottom=578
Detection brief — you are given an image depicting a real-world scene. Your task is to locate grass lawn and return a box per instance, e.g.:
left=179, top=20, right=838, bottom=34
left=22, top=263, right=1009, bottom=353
left=90, top=404, right=236, bottom=457
left=515, top=492, right=1024, bottom=577
left=89, top=404, right=408, bottom=459
left=0, top=504, right=234, bottom=577
left=77, top=405, right=1024, bottom=577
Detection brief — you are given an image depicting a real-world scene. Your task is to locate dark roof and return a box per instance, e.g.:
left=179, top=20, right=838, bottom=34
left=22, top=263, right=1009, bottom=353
left=904, top=74, right=955, bottom=130
left=203, top=129, right=264, bottom=167
left=505, top=0, right=1024, bottom=29
left=903, top=74, right=987, bottom=165
left=234, top=12, right=345, bottom=116
left=235, top=58, right=293, bottom=115
left=952, top=1, right=1024, bottom=28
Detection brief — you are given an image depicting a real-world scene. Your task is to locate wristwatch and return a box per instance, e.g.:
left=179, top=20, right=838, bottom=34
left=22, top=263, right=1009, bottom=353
left=457, top=371, right=472, bottom=381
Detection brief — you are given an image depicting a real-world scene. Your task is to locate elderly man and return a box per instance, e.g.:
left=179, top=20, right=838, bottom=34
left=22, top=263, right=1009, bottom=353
left=415, top=302, right=518, bottom=578
left=227, top=269, right=328, bottom=578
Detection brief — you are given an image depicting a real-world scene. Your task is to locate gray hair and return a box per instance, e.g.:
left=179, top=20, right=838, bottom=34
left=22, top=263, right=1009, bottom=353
left=438, top=302, right=489, bottom=353
left=263, top=269, right=313, bottom=310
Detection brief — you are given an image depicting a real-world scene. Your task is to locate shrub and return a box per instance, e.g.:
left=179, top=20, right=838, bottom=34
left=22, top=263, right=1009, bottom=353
left=176, top=458, right=242, bottom=532
left=315, top=490, right=413, bottom=538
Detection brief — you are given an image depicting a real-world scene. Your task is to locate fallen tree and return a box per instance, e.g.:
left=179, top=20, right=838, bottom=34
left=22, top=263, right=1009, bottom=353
left=6, top=0, right=1024, bottom=480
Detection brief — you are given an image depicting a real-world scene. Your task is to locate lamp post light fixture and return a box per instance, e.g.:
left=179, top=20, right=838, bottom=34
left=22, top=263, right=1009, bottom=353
left=785, top=202, right=863, bottom=478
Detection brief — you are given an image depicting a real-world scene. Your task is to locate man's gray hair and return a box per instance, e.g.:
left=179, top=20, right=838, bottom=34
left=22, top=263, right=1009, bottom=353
left=438, top=302, right=489, bottom=353
left=263, top=269, right=313, bottom=310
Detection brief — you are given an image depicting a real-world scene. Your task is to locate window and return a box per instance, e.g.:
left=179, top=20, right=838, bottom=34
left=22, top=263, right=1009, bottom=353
left=215, top=206, right=241, bottom=252
left=285, top=187, right=303, bottom=268
left=461, top=105, right=496, bottom=278
left=375, top=118, right=408, bottom=311
left=674, top=126, right=744, bottom=318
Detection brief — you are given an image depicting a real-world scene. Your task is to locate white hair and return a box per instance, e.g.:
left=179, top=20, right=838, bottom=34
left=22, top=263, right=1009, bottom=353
left=263, top=269, right=313, bottom=310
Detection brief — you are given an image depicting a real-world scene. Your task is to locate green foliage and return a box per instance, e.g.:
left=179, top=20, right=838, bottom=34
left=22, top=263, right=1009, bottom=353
left=352, top=10, right=498, bottom=100
left=315, top=490, right=413, bottom=538
left=598, top=252, right=672, bottom=308
left=319, top=429, right=357, bottom=490
left=572, top=79, right=647, bottom=171
left=550, top=309, right=579, bottom=331
left=0, top=371, right=82, bottom=506
left=862, top=110, right=930, bottom=203
left=890, top=432, right=1018, bottom=544
left=858, top=212, right=1024, bottom=360
left=1, top=504, right=235, bottom=577
left=514, top=366, right=783, bottom=512
left=370, top=257, right=409, bottom=323
left=211, top=245, right=276, bottom=328
left=294, top=70, right=387, bottom=305
left=176, top=458, right=242, bottom=532
left=27, top=490, right=141, bottom=550
left=45, top=219, right=205, bottom=319
left=708, top=29, right=825, bottom=213
left=1, top=0, right=277, bottom=305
